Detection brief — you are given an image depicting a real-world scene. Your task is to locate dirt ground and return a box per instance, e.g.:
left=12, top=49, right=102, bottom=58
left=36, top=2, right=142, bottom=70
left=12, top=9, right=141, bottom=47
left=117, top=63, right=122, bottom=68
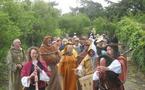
left=124, top=60, right=145, bottom=90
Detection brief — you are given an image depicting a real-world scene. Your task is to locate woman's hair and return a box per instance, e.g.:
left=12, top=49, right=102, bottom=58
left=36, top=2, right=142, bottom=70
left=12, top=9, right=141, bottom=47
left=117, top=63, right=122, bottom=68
left=63, top=44, right=73, bottom=55
left=106, top=45, right=120, bottom=59
left=88, top=49, right=95, bottom=56
left=27, top=46, right=40, bottom=61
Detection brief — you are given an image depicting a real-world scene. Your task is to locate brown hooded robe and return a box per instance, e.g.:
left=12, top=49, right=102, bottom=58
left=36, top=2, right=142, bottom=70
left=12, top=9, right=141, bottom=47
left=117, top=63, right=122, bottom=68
left=39, top=36, right=61, bottom=90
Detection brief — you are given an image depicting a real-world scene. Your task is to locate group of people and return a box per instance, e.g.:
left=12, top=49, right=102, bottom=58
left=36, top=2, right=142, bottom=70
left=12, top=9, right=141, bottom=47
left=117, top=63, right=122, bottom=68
left=6, top=34, right=127, bottom=90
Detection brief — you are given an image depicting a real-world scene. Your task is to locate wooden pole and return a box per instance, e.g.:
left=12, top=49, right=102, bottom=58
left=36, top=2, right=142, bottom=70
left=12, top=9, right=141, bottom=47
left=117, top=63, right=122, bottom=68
left=35, top=66, right=39, bottom=90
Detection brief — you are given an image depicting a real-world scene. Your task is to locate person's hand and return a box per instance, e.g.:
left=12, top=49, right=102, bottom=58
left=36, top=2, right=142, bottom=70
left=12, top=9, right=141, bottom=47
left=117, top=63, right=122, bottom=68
left=34, top=65, right=42, bottom=72
left=29, top=70, right=37, bottom=79
left=16, top=64, right=22, bottom=69
left=73, top=68, right=85, bottom=76
left=96, top=66, right=108, bottom=72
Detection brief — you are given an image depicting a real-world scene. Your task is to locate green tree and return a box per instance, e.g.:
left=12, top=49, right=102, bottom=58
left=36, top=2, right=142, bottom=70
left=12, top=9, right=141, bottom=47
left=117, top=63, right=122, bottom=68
left=59, top=13, right=90, bottom=36
left=92, top=17, right=117, bottom=36
left=0, top=11, right=21, bottom=89
left=116, top=17, right=145, bottom=71
left=72, top=0, right=104, bottom=20
left=105, top=0, right=145, bottom=21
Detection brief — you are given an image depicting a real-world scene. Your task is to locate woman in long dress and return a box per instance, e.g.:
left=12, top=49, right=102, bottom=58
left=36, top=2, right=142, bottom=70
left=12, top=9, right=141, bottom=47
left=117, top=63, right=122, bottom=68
left=58, top=43, right=78, bottom=90
left=93, top=45, right=125, bottom=90
left=21, top=47, right=51, bottom=90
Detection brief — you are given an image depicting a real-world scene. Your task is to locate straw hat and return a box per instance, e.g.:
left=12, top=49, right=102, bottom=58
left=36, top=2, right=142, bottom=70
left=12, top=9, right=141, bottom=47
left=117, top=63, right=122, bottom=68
left=96, top=35, right=106, bottom=43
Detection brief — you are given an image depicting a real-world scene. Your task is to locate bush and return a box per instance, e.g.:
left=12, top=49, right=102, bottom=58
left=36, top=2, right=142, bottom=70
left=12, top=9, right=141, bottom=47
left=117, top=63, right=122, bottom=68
left=116, top=17, right=145, bottom=71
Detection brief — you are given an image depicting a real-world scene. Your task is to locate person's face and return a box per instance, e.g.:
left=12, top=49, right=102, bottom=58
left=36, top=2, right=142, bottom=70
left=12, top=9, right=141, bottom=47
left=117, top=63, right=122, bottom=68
left=62, top=41, right=67, bottom=44
left=57, top=40, right=62, bottom=46
left=88, top=49, right=95, bottom=57
left=14, top=40, right=21, bottom=48
left=30, top=49, right=38, bottom=59
left=102, top=41, right=107, bottom=48
left=47, top=38, right=53, bottom=45
left=106, top=46, right=114, bottom=56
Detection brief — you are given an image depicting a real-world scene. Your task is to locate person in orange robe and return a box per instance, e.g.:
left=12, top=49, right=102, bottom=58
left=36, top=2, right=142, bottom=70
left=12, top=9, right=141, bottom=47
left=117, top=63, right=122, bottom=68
left=58, top=43, right=78, bottom=90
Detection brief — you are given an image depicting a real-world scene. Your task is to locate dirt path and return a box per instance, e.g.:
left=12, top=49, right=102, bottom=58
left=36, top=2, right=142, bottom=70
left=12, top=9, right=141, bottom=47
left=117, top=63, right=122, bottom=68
left=124, top=60, right=145, bottom=90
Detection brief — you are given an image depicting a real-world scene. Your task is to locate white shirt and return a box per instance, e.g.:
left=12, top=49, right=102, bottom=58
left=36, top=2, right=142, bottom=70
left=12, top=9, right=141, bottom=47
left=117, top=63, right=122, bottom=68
left=108, top=59, right=121, bottom=74
left=93, top=59, right=121, bottom=80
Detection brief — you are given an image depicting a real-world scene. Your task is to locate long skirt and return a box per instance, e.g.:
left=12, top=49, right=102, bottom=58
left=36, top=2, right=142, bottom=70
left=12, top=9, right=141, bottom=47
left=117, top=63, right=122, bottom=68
left=93, top=70, right=124, bottom=90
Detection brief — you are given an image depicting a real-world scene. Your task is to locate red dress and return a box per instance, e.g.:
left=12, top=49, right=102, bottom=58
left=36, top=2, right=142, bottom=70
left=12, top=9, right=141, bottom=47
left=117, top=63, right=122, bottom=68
left=21, top=61, right=51, bottom=89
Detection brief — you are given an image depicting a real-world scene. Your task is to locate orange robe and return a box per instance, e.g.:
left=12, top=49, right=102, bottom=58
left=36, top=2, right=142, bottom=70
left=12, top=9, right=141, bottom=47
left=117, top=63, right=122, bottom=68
left=59, top=55, right=77, bottom=90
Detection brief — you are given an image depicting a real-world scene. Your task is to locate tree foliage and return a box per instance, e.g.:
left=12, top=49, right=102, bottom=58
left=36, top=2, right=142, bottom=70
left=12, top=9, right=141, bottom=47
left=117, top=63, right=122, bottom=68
left=92, top=17, right=117, bottom=36
left=116, top=17, right=145, bottom=71
left=105, top=0, right=145, bottom=21
left=72, top=0, right=104, bottom=20
left=59, top=13, right=90, bottom=36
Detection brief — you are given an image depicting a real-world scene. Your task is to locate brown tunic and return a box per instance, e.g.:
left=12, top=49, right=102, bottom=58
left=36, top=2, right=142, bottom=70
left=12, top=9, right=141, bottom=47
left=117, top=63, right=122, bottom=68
left=39, top=44, right=61, bottom=90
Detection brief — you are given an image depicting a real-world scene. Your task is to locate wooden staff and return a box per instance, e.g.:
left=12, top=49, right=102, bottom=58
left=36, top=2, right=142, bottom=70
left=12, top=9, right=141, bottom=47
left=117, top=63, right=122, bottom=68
left=34, top=65, right=39, bottom=90
left=121, top=48, right=133, bottom=55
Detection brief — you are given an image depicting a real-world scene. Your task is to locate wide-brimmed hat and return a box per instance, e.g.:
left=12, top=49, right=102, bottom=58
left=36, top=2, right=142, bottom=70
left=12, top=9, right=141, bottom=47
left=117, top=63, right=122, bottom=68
left=96, top=35, right=106, bottom=43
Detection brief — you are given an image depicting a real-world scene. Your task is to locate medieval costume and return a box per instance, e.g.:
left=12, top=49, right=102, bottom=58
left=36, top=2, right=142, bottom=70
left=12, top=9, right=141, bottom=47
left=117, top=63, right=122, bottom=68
left=77, top=39, right=90, bottom=65
left=93, top=60, right=124, bottom=90
left=39, top=36, right=61, bottom=90
left=7, top=39, right=26, bottom=90
left=21, top=60, right=50, bottom=90
left=58, top=44, right=78, bottom=90
left=76, top=40, right=97, bottom=76
left=93, top=45, right=125, bottom=90
left=73, top=37, right=82, bottom=54
left=59, top=38, right=68, bottom=51
left=21, top=47, right=51, bottom=90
